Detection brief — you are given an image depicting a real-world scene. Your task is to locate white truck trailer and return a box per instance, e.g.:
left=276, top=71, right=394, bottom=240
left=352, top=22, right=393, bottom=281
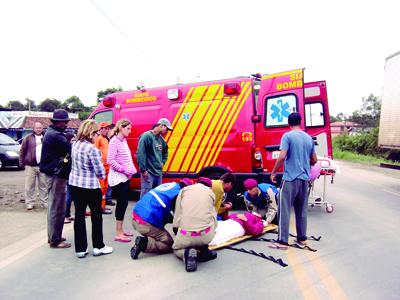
left=378, top=51, right=400, bottom=149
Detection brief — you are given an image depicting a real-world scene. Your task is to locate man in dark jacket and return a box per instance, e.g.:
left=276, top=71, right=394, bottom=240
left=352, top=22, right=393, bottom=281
left=19, top=122, right=47, bottom=210
left=40, top=109, right=72, bottom=248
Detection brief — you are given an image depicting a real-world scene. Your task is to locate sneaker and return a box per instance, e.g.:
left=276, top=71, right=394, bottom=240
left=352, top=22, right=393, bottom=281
left=93, top=245, right=113, bottom=256
left=76, top=249, right=88, bottom=258
left=26, top=204, right=33, bottom=210
left=184, top=248, right=197, bottom=272
left=102, top=208, right=112, bottom=215
left=130, top=236, right=148, bottom=260
left=64, top=218, right=72, bottom=224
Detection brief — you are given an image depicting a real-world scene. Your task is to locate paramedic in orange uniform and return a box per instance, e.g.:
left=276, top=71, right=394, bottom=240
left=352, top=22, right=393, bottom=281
left=95, top=122, right=112, bottom=215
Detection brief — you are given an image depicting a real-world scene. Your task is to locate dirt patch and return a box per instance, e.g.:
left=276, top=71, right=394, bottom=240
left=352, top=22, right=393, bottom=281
left=0, top=169, right=48, bottom=249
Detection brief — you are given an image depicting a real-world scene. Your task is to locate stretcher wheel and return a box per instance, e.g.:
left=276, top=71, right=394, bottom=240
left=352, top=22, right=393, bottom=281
left=326, top=204, right=334, bottom=213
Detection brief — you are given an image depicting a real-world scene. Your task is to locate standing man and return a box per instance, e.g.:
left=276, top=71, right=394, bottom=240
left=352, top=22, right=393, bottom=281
left=40, top=109, right=72, bottom=249
left=19, top=122, right=48, bottom=210
left=172, top=177, right=218, bottom=272
left=137, top=118, right=173, bottom=197
left=270, top=112, right=317, bottom=249
left=94, top=121, right=112, bottom=214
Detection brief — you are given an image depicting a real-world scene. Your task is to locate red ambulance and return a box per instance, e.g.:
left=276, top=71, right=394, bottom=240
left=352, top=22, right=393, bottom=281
left=90, top=68, right=332, bottom=194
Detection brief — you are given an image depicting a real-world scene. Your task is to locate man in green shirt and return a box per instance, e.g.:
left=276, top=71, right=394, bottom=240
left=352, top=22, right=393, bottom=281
left=137, top=118, right=173, bottom=197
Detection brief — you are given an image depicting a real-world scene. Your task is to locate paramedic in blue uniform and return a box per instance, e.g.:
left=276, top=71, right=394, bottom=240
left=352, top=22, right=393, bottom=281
left=130, top=178, right=193, bottom=260
left=270, top=112, right=317, bottom=249
left=243, top=179, right=278, bottom=225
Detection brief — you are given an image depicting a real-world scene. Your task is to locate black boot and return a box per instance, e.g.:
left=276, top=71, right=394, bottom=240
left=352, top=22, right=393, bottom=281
left=130, top=236, right=148, bottom=260
left=184, top=248, right=197, bottom=272
left=197, top=245, right=217, bottom=262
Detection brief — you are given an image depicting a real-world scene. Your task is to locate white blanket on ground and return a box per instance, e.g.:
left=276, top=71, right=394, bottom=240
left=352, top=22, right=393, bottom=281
left=209, top=219, right=245, bottom=246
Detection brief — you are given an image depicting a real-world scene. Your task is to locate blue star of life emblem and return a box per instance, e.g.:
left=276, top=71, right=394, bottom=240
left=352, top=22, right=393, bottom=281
left=183, top=113, right=190, bottom=121
left=271, top=99, right=290, bottom=123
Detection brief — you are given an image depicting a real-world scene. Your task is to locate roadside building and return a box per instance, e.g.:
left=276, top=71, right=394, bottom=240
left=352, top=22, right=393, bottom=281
left=0, top=111, right=81, bottom=141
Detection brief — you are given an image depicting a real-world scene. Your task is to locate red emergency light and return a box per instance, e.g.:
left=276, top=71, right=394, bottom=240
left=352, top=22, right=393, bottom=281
left=224, top=83, right=241, bottom=96
left=103, top=95, right=116, bottom=108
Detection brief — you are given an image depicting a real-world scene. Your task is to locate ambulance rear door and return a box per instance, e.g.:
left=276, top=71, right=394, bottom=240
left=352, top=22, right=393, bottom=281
left=304, top=81, right=332, bottom=158
left=255, top=69, right=305, bottom=173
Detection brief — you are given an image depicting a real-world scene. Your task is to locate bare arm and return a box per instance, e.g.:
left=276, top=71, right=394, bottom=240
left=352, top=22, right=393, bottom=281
left=310, top=152, right=318, bottom=166
left=270, top=149, right=287, bottom=183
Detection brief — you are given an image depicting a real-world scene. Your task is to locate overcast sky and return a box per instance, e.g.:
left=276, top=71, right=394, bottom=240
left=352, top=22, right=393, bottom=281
left=0, top=0, right=398, bottom=116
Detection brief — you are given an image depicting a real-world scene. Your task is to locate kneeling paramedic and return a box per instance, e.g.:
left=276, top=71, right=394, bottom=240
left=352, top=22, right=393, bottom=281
left=130, top=178, right=193, bottom=260
left=172, top=177, right=217, bottom=272
left=243, top=179, right=278, bottom=225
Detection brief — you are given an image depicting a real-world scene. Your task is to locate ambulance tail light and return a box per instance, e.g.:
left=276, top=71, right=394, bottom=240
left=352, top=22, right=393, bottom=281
left=252, top=145, right=263, bottom=169
left=224, top=83, right=241, bottom=96
left=103, top=95, right=116, bottom=108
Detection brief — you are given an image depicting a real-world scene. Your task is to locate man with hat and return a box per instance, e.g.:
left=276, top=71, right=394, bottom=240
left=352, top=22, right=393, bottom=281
left=137, top=118, right=173, bottom=197
left=40, top=109, right=72, bottom=248
left=130, top=178, right=193, bottom=260
left=243, top=178, right=278, bottom=225
left=172, top=177, right=218, bottom=272
left=94, top=121, right=113, bottom=214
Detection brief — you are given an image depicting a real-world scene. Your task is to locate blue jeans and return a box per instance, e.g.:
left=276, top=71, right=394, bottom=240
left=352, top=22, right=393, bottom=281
left=65, top=184, right=72, bottom=218
left=105, top=185, right=112, bottom=202
left=140, top=172, right=162, bottom=198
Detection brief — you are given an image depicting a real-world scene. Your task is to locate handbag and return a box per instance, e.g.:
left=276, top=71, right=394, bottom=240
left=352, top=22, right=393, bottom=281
left=54, top=153, right=71, bottom=177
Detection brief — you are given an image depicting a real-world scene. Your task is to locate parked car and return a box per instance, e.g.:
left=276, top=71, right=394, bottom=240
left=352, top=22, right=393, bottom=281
left=0, top=133, right=23, bottom=170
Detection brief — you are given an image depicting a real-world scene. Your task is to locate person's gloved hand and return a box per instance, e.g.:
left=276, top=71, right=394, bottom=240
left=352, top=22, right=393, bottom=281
left=247, top=203, right=254, bottom=210
left=172, top=227, right=178, bottom=235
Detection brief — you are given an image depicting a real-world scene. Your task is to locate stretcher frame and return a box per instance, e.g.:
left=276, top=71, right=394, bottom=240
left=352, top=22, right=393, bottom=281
left=209, top=224, right=278, bottom=250
left=308, top=158, right=336, bottom=213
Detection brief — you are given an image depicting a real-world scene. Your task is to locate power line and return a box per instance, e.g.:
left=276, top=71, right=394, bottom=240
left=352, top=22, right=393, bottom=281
left=88, top=0, right=141, bottom=53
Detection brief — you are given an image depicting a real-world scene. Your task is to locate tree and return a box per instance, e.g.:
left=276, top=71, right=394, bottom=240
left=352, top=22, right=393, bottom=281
left=97, top=87, right=123, bottom=102
left=62, top=96, right=85, bottom=113
left=25, top=98, right=37, bottom=111
left=7, top=100, right=25, bottom=110
left=38, top=98, right=62, bottom=112
left=349, top=94, right=381, bottom=127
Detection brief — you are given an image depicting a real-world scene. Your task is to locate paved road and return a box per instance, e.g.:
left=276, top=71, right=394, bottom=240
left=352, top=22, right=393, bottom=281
left=0, top=162, right=399, bottom=300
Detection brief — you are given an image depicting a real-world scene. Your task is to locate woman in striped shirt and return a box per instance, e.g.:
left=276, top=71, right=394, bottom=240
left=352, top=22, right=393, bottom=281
left=107, top=119, right=137, bottom=243
left=69, top=120, right=113, bottom=258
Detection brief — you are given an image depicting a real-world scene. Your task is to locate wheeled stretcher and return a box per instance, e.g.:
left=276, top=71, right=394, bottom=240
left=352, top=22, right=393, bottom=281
left=308, top=157, right=338, bottom=213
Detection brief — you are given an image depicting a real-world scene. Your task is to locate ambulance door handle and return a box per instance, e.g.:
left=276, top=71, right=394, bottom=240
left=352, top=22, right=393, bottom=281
left=264, top=145, right=280, bottom=151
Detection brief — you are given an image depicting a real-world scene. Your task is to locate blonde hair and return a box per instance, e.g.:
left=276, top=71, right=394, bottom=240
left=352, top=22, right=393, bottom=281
left=76, top=119, right=99, bottom=142
left=110, top=118, right=131, bottom=137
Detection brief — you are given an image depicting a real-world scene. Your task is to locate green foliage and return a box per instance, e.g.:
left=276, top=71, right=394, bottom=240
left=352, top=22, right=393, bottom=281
left=333, top=128, right=400, bottom=163
left=333, top=148, right=400, bottom=166
left=349, top=94, right=381, bottom=127
left=62, top=96, right=86, bottom=113
left=38, top=98, right=62, bottom=112
left=78, top=111, right=91, bottom=121
left=8, top=100, right=25, bottom=110
left=25, top=98, right=36, bottom=111
left=97, top=87, right=123, bottom=102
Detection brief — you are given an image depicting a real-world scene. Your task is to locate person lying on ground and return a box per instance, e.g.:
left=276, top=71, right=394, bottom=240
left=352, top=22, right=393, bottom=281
left=130, top=178, right=193, bottom=260
left=209, top=212, right=264, bottom=246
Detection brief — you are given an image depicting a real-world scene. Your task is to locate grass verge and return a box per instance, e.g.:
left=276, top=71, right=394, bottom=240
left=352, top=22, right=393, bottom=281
left=333, top=149, right=400, bottom=166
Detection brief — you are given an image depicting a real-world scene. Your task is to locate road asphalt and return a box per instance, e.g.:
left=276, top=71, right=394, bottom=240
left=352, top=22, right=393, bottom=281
left=0, top=161, right=399, bottom=300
